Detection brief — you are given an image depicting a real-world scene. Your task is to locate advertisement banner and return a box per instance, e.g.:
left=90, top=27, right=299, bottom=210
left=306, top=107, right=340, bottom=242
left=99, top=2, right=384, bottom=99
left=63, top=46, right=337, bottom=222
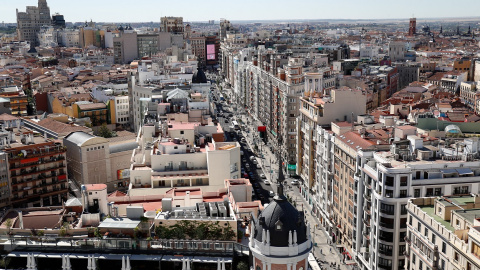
left=117, top=169, right=130, bottom=180
left=207, top=44, right=215, bottom=60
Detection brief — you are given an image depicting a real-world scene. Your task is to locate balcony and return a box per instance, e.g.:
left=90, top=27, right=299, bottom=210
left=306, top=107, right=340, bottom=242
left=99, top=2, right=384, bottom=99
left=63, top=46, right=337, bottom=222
left=12, top=178, right=67, bottom=195
left=363, top=193, right=371, bottom=202
left=379, top=221, right=394, bottom=229
left=378, top=249, right=393, bottom=256
left=7, top=146, right=67, bottom=161
left=11, top=164, right=65, bottom=179
left=9, top=156, right=65, bottom=170
left=363, top=205, right=371, bottom=215
left=11, top=183, right=68, bottom=203
left=363, top=218, right=370, bottom=227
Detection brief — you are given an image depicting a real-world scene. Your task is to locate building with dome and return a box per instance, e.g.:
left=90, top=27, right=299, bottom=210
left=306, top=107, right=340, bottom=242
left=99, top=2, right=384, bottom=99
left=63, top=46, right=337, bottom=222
left=249, top=157, right=312, bottom=270
left=192, top=67, right=208, bottom=84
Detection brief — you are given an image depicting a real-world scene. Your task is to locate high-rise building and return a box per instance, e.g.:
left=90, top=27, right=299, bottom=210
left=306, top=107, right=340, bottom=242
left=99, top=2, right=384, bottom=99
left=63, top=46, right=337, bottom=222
left=16, top=0, right=51, bottom=47
left=408, top=17, right=416, bottom=36
left=219, top=19, right=232, bottom=42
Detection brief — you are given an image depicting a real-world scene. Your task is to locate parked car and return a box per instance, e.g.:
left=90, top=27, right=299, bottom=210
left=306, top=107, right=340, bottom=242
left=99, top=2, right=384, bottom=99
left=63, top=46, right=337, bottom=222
left=291, top=180, right=300, bottom=185
left=264, top=180, right=270, bottom=185
left=260, top=174, right=266, bottom=179
left=256, top=164, right=261, bottom=169
left=269, top=191, right=275, bottom=197
left=252, top=159, right=258, bottom=165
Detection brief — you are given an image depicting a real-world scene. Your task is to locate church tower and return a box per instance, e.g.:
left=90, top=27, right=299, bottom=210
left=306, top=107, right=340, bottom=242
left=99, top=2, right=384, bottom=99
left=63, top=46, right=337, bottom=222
left=408, top=17, right=416, bottom=36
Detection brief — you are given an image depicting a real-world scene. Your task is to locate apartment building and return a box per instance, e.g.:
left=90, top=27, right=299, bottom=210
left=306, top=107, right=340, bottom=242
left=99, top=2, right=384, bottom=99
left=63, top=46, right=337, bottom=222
left=4, top=132, right=68, bottom=208
left=407, top=196, right=480, bottom=270
left=297, top=88, right=367, bottom=190
left=355, top=134, right=480, bottom=270
left=128, top=124, right=240, bottom=195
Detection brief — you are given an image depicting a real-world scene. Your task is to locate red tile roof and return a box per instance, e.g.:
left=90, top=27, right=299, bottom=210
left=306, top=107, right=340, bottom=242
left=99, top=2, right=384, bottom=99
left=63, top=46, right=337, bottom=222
left=85, top=184, right=107, bottom=191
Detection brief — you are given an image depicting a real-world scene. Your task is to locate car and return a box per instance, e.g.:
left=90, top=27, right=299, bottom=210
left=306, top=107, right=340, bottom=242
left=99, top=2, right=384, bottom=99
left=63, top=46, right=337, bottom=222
left=260, top=174, right=266, bottom=179
left=269, top=191, right=275, bottom=197
left=291, top=180, right=300, bottom=185
left=253, top=183, right=260, bottom=188
left=224, top=119, right=229, bottom=123
left=258, top=194, right=265, bottom=201
left=256, top=164, right=261, bottom=169
left=252, top=159, right=258, bottom=165
left=228, top=113, right=233, bottom=118
left=264, top=180, right=270, bottom=185
left=242, top=158, right=247, bottom=163
left=255, top=188, right=261, bottom=194
left=245, top=163, right=250, bottom=169
left=249, top=156, right=256, bottom=161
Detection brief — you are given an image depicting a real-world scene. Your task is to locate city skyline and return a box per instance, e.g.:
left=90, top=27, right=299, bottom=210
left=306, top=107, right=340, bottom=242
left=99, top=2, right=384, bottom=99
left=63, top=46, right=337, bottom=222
left=3, top=0, right=480, bottom=23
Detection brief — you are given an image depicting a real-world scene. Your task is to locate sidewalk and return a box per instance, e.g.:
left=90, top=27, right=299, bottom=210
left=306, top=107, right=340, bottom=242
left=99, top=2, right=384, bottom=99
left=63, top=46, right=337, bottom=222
left=240, top=112, right=352, bottom=270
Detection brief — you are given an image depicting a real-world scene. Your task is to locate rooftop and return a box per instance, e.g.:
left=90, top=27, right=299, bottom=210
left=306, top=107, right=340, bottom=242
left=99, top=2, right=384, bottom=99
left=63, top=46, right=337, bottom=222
left=420, top=206, right=455, bottom=232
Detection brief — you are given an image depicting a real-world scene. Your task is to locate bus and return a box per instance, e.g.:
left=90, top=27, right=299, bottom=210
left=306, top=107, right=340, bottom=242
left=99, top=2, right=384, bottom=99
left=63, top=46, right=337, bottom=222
left=232, top=120, right=240, bottom=130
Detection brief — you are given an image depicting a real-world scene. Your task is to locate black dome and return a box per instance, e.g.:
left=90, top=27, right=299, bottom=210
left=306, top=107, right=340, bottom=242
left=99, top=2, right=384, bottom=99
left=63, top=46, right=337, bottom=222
left=192, top=67, right=207, bottom=84
left=254, top=198, right=307, bottom=247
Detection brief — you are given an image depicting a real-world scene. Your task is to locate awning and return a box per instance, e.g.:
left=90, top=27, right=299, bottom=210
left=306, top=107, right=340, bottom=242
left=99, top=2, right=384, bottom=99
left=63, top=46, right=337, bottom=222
left=287, top=164, right=296, bottom=170
left=456, top=168, right=473, bottom=175
left=98, top=218, right=140, bottom=229
left=440, top=169, right=457, bottom=174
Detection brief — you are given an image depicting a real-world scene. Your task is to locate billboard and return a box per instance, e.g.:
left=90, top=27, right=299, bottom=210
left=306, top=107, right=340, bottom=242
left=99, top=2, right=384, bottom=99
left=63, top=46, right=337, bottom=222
left=207, top=44, right=215, bottom=60
left=117, top=169, right=130, bottom=180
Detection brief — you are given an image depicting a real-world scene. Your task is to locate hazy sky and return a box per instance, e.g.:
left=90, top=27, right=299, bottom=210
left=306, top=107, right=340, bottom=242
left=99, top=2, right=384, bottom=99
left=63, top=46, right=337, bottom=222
left=3, top=0, right=480, bottom=23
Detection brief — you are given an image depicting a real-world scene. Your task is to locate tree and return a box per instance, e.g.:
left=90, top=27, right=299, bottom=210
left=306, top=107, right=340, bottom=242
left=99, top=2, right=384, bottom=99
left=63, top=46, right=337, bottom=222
left=98, top=123, right=113, bottom=138
left=4, top=218, right=12, bottom=229
left=236, top=261, right=249, bottom=270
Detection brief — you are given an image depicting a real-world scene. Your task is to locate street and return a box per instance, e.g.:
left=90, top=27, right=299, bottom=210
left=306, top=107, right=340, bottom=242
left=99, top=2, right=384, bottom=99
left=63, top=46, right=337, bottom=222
left=210, top=80, right=355, bottom=270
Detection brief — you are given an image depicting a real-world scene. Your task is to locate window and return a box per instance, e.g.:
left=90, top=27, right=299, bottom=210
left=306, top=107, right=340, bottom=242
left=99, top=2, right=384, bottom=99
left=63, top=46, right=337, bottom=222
left=432, top=234, right=436, bottom=244
left=417, top=223, right=421, bottom=232
left=400, top=176, right=408, bottom=186
left=180, top=130, right=184, bottom=134
left=400, top=190, right=407, bottom=198
left=438, top=207, right=442, bottom=215
left=442, top=242, right=446, bottom=253
left=385, top=176, right=394, bottom=186
left=414, top=189, right=420, bottom=197
left=454, top=252, right=459, bottom=261
left=380, top=203, right=395, bottom=215
left=419, top=260, right=423, bottom=270
left=453, top=186, right=469, bottom=195
left=424, top=228, right=428, bottom=237
left=412, top=253, right=416, bottom=264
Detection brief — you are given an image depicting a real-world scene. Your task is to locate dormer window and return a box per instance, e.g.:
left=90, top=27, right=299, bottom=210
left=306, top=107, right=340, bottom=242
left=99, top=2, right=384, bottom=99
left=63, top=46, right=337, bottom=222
left=275, top=220, right=283, bottom=231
